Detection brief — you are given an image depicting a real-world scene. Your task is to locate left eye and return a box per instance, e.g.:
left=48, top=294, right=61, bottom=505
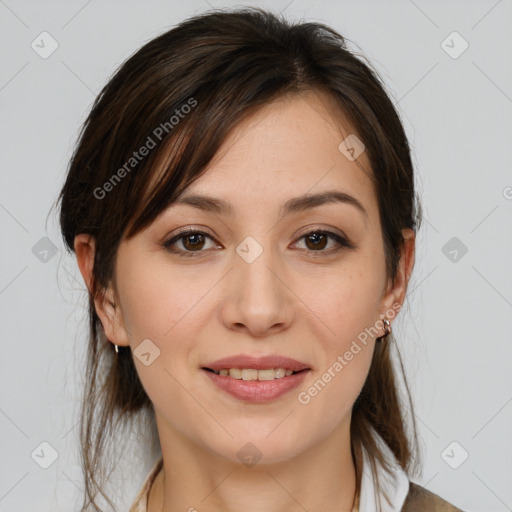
left=295, top=230, right=350, bottom=252
left=163, top=229, right=352, bottom=257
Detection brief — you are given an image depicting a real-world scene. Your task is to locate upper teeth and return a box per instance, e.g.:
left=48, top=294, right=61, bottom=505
left=214, top=368, right=295, bottom=380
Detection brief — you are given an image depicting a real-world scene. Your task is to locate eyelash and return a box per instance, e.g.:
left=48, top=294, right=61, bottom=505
left=162, top=228, right=355, bottom=258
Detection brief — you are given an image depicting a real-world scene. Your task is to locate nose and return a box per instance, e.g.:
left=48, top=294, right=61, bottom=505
left=219, top=239, right=294, bottom=337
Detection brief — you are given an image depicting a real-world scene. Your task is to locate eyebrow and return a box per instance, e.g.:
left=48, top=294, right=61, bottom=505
left=173, top=190, right=368, bottom=220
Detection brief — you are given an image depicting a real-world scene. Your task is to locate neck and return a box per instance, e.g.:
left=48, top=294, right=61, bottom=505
left=148, top=417, right=358, bottom=512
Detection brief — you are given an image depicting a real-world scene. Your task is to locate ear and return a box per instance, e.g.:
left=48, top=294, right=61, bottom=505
left=74, top=233, right=130, bottom=347
left=378, top=228, right=416, bottom=331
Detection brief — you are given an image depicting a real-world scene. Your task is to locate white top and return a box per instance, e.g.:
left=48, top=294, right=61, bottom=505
left=129, top=437, right=410, bottom=511
left=358, top=438, right=410, bottom=511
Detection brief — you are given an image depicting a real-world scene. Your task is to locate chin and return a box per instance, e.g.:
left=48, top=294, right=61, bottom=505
left=206, top=429, right=312, bottom=467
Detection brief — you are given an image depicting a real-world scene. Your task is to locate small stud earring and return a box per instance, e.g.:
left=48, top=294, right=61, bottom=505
left=382, top=317, right=391, bottom=337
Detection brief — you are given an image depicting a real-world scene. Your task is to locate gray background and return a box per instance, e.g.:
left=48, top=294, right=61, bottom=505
left=1, top=0, right=511, bottom=511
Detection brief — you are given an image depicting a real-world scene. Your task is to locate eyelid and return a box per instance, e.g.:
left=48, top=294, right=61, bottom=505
left=294, top=225, right=350, bottom=243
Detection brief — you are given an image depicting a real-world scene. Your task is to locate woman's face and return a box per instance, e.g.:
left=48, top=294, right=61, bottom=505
left=96, top=90, right=412, bottom=465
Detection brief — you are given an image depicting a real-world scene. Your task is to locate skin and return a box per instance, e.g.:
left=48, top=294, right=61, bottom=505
left=75, top=89, right=415, bottom=512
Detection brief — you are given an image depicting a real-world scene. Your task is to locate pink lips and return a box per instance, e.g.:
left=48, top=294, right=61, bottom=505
left=201, top=354, right=311, bottom=403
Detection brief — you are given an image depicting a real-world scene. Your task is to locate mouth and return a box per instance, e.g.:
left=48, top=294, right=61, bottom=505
left=200, top=354, right=311, bottom=402
left=201, top=367, right=308, bottom=381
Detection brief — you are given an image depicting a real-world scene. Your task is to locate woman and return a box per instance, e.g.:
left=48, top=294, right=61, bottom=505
left=58, top=7, right=464, bottom=512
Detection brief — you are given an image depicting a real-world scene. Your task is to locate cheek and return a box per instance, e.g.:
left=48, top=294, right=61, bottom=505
left=298, top=323, right=375, bottom=431
left=115, top=259, right=212, bottom=394
left=318, top=265, right=384, bottom=343
left=292, top=264, right=380, bottom=415
left=115, top=263, right=206, bottom=416
left=305, top=267, right=381, bottom=399
left=116, top=260, right=208, bottom=343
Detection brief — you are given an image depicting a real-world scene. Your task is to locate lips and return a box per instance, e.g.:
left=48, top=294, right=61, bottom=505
left=202, top=367, right=310, bottom=402
left=202, top=354, right=311, bottom=373
left=201, top=354, right=311, bottom=402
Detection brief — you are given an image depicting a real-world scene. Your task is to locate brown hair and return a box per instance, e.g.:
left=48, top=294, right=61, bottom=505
left=57, top=7, right=422, bottom=511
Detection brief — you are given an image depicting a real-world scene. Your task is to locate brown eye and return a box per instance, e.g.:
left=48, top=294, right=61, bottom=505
left=304, top=232, right=329, bottom=250
left=296, top=230, right=353, bottom=254
left=163, top=229, right=218, bottom=257
left=182, top=232, right=206, bottom=251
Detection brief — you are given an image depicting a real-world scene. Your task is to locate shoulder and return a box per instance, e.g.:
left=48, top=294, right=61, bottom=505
left=401, top=482, right=465, bottom=512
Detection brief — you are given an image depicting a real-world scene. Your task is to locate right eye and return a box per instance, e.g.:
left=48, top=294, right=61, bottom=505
left=162, top=229, right=220, bottom=257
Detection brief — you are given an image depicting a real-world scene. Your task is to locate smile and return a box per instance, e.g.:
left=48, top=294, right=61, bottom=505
left=203, top=367, right=304, bottom=380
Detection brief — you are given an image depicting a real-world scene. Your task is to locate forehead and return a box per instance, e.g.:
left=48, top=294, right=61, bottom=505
left=170, top=90, right=378, bottom=225
left=205, top=89, right=370, bottom=171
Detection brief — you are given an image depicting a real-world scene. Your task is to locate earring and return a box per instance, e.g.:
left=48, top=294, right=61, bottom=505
left=381, top=317, right=392, bottom=339
left=382, top=317, right=391, bottom=336
left=114, top=344, right=119, bottom=354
